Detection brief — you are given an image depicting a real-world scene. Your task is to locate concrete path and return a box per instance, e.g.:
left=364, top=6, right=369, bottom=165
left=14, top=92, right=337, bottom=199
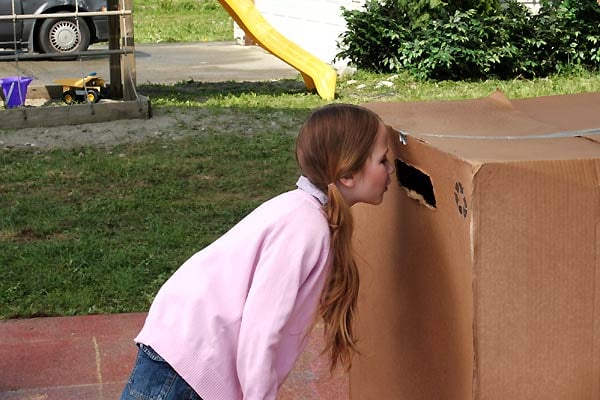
left=0, top=313, right=347, bottom=400
left=0, top=41, right=300, bottom=86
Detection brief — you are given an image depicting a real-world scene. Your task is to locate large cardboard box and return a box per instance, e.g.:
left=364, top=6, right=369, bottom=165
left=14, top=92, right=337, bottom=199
left=350, top=91, right=600, bottom=399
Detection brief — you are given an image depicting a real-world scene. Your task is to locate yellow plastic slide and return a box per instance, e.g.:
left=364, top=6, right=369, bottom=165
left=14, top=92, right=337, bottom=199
left=217, top=0, right=337, bottom=100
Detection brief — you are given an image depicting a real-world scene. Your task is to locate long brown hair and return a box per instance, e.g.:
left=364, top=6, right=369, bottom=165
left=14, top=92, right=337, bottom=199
left=295, top=103, right=382, bottom=372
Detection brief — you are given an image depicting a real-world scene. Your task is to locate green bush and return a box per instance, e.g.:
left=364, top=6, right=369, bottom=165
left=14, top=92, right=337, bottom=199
left=337, top=0, right=600, bottom=80
left=335, top=1, right=413, bottom=71
left=532, top=0, right=600, bottom=75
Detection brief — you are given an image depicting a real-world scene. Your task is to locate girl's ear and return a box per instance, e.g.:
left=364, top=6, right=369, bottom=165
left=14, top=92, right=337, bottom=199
left=338, top=175, right=356, bottom=188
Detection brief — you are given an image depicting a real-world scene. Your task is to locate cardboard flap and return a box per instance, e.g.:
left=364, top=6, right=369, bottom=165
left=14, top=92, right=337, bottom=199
left=366, top=91, right=600, bottom=163
left=511, top=91, right=600, bottom=132
left=365, top=91, right=555, bottom=137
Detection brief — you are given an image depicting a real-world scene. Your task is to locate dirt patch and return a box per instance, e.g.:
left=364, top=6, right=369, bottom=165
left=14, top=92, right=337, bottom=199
left=0, top=79, right=311, bottom=150
left=0, top=105, right=305, bottom=150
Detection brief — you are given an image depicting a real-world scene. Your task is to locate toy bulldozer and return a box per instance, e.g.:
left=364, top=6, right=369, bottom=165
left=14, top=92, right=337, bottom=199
left=55, top=73, right=107, bottom=105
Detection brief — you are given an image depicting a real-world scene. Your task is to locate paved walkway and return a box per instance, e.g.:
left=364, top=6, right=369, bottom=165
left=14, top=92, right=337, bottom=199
left=0, top=41, right=300, bottom=86
left=0, top=313, right=347, bottom=400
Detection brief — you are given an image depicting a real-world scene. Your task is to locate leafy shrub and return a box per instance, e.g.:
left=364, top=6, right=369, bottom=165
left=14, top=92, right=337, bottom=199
left=399, top=9, right=529, bottom=80
left=531, top=0, right=600, bottom=74
left=336, top=1, right=413, bottom=71
left=337, top=0, right=600, bottom=80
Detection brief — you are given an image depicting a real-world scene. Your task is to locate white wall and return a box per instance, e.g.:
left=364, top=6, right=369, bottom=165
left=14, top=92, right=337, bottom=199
left=234, top=0, right=365, bottom=67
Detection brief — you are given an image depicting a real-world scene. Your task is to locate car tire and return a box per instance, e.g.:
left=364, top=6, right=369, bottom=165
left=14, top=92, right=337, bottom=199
left=38, top=17, right=91, bottom=55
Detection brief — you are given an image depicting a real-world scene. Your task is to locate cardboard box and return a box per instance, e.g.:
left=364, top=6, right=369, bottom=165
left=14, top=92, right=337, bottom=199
left=350, top=91, right=600, bottom=399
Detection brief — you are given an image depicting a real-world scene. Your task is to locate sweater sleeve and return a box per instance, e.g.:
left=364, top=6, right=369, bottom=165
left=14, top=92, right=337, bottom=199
left=236, top=211, right=330, bottom=400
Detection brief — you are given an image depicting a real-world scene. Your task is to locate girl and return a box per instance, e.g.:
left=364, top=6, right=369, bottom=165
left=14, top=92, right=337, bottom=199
left=120, top=103, right=395, bottom=400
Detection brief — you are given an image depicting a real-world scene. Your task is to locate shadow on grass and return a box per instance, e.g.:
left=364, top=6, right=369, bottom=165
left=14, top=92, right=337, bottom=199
left=137, top=79, right=309, bottom=102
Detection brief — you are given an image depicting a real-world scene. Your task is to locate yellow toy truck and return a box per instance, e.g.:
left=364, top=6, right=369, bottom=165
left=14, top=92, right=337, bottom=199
left=55, top=72, right=107, bottom=105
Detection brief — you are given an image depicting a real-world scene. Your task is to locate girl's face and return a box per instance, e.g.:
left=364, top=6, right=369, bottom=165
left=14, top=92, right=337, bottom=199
left=340, top=122, right=395, bottom=206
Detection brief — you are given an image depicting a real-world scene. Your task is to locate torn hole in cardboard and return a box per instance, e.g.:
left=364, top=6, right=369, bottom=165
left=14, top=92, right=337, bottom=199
left=394, top=159, right=436, bottom=208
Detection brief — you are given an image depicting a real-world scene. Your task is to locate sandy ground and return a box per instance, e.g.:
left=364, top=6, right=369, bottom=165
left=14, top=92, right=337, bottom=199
left=0, top=106, right=204, bottom=149
left=0, top=103, right=304, bottom=150
left=0, top=76, right=310, bottom=150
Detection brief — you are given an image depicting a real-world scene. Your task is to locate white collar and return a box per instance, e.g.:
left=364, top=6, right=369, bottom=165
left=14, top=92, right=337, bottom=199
left=296, top=175, right=327, bottom=205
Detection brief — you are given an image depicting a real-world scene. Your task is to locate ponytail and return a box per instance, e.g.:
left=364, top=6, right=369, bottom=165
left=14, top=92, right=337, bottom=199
left=319, top=183, right=360, bottom=372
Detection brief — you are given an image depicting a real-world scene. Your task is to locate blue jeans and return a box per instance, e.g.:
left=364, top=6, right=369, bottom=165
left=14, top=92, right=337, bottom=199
left=120, top=344, right=203, bottom=400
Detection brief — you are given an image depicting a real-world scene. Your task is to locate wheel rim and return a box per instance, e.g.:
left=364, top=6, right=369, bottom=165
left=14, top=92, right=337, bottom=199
left=63, top=93, right=74, bottom=104
left=87, top=92, right=96, bottom=102
left=49, top=20, right=80, bottom=52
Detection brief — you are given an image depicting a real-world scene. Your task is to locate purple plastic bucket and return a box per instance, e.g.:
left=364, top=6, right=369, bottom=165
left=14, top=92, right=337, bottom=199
left=0, top=76, right=34, bottom=109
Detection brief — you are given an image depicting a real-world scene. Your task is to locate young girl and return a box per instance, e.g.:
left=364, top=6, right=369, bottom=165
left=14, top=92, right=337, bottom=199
left=120, top=103, right=394, bottom=400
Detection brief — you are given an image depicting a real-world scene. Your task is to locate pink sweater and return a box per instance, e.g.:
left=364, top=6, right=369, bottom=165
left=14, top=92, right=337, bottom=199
left=135, top=186, right=331, bottom=400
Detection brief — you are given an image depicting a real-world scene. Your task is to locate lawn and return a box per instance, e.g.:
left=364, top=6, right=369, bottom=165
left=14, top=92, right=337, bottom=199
left=1, top=1, right=600, bottom=319
left=133, top=0, right=233, bottom=43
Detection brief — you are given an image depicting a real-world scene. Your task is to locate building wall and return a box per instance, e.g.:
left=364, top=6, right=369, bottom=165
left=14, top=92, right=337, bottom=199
left=234, top=0, right=364, bottom=67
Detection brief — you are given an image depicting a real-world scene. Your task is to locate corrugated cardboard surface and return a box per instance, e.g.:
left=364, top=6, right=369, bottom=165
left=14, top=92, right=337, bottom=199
left=350, top=91, right=600, bottom=399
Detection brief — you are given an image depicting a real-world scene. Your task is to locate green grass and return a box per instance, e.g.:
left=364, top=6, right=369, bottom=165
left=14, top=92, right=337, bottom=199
left=1, top=132, right=298, bottom=318
left=2, top=2, right=600, bottom=319
left=137, top=68, right=600, bottom=109
left=133, top=0, right=233, bottom=43
left=2, top=69, right=600, bottom=319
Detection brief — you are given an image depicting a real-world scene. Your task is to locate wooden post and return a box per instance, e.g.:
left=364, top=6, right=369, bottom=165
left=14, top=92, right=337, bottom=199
left=121, top=0, right=136, bottom=101
left=244, top=0, right=256, bottom=45
left=107, top=0, right=122, bottom=99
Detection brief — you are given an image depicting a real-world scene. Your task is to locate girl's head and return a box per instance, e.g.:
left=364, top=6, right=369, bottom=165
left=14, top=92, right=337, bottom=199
left=296, top=103, right=394, bottom=372
left=296, top=103, right=392, bottom=205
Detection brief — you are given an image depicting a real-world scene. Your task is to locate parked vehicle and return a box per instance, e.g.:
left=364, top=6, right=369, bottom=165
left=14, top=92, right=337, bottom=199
left=0, top=0, right=108, bottom=56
